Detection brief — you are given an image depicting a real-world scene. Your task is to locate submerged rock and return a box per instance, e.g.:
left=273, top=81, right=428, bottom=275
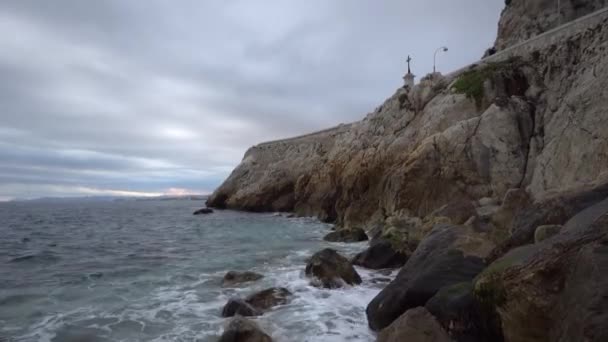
left=323, top=227, right=368, bottom=242
left=352, top=240, right=408, bottom=269
left=193, top=208, right=213, bottom=215
left=221, top=298, right=261, bottom=317
left=221, top=288, right=292, bottom=318
left=219, top=316, right=272, bottom=342
left=366, top=225, right=489, bottom=331
left=377, top=307, right=451, bottom=342
left=305, top=248, right=362, bottom=288
left=245, top=287, right=291, bottom=311
left=222, top=271, right=264, bottom=287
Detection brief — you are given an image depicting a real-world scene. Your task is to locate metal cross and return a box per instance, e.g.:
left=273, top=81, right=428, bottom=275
left=406, top=55, right=412, bottom=74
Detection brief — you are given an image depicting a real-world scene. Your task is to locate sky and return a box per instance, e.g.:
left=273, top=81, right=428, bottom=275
left=0, top=0, right=504, bottom=201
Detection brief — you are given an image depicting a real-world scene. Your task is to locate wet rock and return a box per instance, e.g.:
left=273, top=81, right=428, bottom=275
left=476, top=197, right=608, bottom=342
left=221, top=298, right=261, bottom=317
left=322, top=227, right=368, bottom=242
left=352, top=240, right=408, bottom=269
left=377, top=307, right=451, bottom=342
left=425, top=282, right=503, bottom=341
left=245, top=287, right=291, bottom=311
left=533, top=224, right=562, bottom=243
left=305, top=248, right=362, bottom=288
left=219, top=316, right=272, bottom=342
left=366, top=225, right=488, bottom=331
left=193, top=208, right=213, bottom=215
left=222, top=271, right=264, bottom=287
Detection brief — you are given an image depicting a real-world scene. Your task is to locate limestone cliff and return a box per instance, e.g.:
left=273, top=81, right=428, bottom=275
left=495, top=0, right=607, bottom=50
left=207, top=6, right=608, bottom=231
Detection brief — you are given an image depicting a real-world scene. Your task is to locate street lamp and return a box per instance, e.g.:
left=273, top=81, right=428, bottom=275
left=557, top=0, right=561, bottom=26
left=433, top=46, right=448, bottom=74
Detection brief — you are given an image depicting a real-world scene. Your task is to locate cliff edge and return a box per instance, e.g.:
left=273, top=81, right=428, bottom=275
left=208, top=4, right=608, bottom=230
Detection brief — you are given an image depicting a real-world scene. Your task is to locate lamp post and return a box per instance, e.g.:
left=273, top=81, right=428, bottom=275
left=433, top=46, right=448, bottom=74
left=557, top=0, right=561, bottom=26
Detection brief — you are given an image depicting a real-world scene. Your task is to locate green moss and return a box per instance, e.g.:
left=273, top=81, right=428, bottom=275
left=451, top=58, right=523, bottom=108
left=381, top=227, right=411, bottom=253
left=437, top=282, right=473, bottom=300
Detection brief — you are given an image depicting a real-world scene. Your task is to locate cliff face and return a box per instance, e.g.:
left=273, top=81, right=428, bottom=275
left=208, top=8, right=608, bottom=230
left=495, top=0, right=607, bottom=50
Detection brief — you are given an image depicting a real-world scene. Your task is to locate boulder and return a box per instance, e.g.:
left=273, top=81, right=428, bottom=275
left=429, top=200, right=477, bottom=225
left=305, top=248, right=362, bottom=288
left=323, top=227, right=368, bottom=242
left=377, top=307, right=451, bottom=342
left=222, top=271, right=264, bottom=287
left=218, top=316, right=272, bottom=342
left=193, top=208, right=214, bottom=215
left=366, top=225, right=488, bottom=331
left=245, top=288, right=291, bottom=311
left=533, top=224, right=562, bottom=243
left=221, top=298, right=261, bottom=318
left=425, top=282, right=503, bottom=341
left=488, top=182, right=608, bottom=261
left=475, top=197, right=608, bottom=342
left=352, top=240, right=409, bottom=269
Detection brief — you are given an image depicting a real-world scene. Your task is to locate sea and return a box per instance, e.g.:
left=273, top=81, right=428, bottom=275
left=0, top=198, right=391, bottom=341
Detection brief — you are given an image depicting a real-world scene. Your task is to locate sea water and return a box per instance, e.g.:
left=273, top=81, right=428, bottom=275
left=0, top=199, right=391, bottom=341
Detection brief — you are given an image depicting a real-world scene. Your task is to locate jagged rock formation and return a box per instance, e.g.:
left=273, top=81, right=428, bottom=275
left=207, top=3, right=608, bottom=340
left=495, top=0, right=607, bottom=50
left=208, top=10, right=608, bottom=231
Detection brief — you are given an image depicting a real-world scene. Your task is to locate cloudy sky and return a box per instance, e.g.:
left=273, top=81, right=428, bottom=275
left=0, top=0, right=503, bottom=201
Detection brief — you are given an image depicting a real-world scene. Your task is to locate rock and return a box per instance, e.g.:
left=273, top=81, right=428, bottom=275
left=221, top=298, right=261, bottom=318
left=425, top=282, right=503, bottom=341
left=222, top=271, right=264, bottom=287
left=305, top=248, right=362, bottom=288
left=245, top=288, right=291, bottom=311
left=323, top=227, right=368, bottom=242
left=366, top=225, right=489, bottom=331
left=478, top=197, right=498, bottom=207
left=494, top=0, right=607, bottom=50
left=193, top=208, right=213, bottom=215
left=489, top=182, right=608, bottom=261
left=352, top=240, right=409, bottom=269
left=218, top=316, right=272, bottom=342
left=475, top=197, right=608, bottom=342
left=533, top=224, right=562, bottom=243
left=377, top=307, right=451, bottom=342
left=429, top=200, right=477, bottom=225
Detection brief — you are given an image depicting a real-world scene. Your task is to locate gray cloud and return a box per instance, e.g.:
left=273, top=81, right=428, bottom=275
left=0, top=0, right=503, bottom=200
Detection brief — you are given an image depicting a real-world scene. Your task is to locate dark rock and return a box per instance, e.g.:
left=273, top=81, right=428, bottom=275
left=533, top=224, right=562, bottom=243
left=305, top=248, right=362, bottom=288
left=323, top=227, right=368, bottom=242
left=193, top=208, right=214, bottom=215
left=488, top=182, right=608, bottom=262
left=425, top=282, right=503, bottom=342
left=429, top=200, right=477, bottom=225
left=476, top=197, right=608, bottom=342
left=221, top=298, right=261, bottom=317
left=366, top=225, right=487, bottom=331
left=245, top=287, right=291, bottom=311
left=222, top=271, right=264, bottom=287
left=352, top=240, right=409, bottom=269
left=218, top=316, right=272, bottom=342
left=377, top=307, right=451, bottom=342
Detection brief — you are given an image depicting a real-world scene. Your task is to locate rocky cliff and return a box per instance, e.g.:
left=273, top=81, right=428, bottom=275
left=208, top=8, right=608, bottom=231
left=209, top=2, right=608, bottom=341
left=495, top=0, right=607, bottom=50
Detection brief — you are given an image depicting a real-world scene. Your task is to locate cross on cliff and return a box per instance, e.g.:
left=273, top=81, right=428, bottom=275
left=406, top=55, right=412, bottom=74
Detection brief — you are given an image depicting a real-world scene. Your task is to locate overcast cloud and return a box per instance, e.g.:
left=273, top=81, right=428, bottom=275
left=0, top=0, right=503, bottom=200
